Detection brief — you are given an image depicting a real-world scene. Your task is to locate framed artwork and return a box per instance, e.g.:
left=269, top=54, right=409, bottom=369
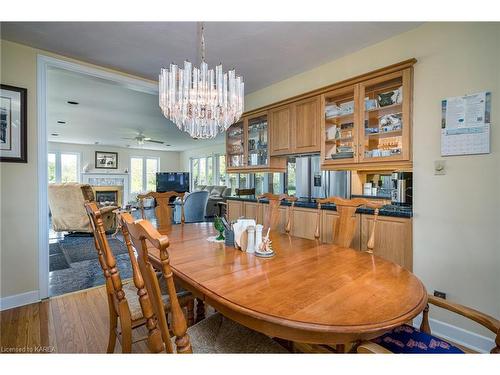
left=0, top=84, right=27, bottom=163
left=95, top=151, right=118, bottom=169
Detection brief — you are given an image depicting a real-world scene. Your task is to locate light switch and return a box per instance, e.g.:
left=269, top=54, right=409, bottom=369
left=434, top=160, right=446, bottom=175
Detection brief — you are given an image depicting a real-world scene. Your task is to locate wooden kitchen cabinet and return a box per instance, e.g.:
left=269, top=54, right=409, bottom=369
left=227, top=112, right=287, bottom=172
left=269, top=104, right=294, bottom=156
left=293, top=95, right=321, bottom=154
left=361, top=214, right=413, bottom=270
left=227, top=201, right=412, bottom=270
left=227, top=200, right=243, bottom=222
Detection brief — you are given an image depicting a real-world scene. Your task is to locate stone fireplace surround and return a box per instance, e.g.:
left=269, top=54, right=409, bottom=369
left=81, top=172, right=129, bottom=206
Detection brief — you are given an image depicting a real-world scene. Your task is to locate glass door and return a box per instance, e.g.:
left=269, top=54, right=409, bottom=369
left=322, top=85, right=359, bottom=165
left=359, top=70, right=410, bottom=162
left=226, top=120, right=245, bottom=168
left=246, top=113, right=269, bottom=168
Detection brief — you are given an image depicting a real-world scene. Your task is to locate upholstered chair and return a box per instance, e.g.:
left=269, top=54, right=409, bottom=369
left=48, top=183, right=117, bottom=233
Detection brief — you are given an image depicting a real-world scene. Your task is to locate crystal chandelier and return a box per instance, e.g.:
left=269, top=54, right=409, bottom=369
left=159, top=23, right=244, bottom=139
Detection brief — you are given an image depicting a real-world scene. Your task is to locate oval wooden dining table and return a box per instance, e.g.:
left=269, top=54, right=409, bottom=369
left=147, top=222, right=427, bottom=346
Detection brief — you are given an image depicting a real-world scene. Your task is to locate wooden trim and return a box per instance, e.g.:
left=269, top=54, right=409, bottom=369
left=243, top=59, right=417, bottom=117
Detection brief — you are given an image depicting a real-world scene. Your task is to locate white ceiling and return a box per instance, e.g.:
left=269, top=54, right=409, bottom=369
left=2, top=22, right=422, bottom=93
left=47, top=67, right=225, bottom=151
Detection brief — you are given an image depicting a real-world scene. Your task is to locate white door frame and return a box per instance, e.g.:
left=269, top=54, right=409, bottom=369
left=37, top=54, right=157, bottom=299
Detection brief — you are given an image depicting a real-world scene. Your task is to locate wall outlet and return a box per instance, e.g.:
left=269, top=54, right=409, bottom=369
left=434, top=160, right=446, bottom=175
left=434, top=290, right=446, bottom=299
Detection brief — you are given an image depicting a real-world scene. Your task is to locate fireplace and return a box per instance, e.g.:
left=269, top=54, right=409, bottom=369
left=95, top=190, right=118, bottom=205
left=81, top=172, right=129, bottom=206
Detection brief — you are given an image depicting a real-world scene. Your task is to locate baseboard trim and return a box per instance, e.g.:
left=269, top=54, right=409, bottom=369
left=413, top=315, right=495, bottom=353
left=0, top=291, right=40, bottom=311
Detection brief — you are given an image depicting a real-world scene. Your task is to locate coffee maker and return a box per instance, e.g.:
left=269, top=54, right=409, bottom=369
left=391, top=172, right=412, bottom=206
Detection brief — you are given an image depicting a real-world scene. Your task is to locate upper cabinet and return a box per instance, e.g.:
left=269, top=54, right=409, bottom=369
left=321, top=85, right=360, bottom=166
left=293, top=96, right=321, bottom=154
left=269, top=105, right=293, bottom=156
left=228, top=59, right=415, bottom=172
left=358, top=69, right=411, bottom=164
left=227, top=112, right=287, bottom=172
left=269, top=96, right=321, bottom=156
left=226, top=119, right=245, bottom=169
left=321, top=67, right=413, bottom=170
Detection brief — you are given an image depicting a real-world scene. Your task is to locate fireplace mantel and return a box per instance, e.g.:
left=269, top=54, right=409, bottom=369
left=81, top=172, right=130, bottom=206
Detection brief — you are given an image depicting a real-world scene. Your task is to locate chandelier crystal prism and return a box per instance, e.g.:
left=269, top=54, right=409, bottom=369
left=159, top=23, right=244, bottom=139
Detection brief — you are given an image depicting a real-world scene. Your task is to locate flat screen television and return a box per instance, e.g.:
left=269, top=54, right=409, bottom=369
left=156, top=172, right=190, bottom=193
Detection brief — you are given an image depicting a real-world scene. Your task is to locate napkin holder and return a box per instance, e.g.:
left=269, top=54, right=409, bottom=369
left=233, top=219, right=256, bottom=251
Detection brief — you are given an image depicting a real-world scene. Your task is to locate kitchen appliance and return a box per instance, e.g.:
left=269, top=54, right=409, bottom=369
left=391, top=172, right=412, bottom=205
left=292, top=154, right=350, bottom=199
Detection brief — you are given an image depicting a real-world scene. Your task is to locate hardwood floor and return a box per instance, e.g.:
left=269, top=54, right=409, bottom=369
left=0, top=286, right=151, bottom=353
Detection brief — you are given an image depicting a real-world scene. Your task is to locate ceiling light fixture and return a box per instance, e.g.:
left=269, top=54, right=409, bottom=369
left=159, top=22, right=244, bottom=139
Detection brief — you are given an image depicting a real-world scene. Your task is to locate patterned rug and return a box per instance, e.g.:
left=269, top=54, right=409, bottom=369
left=49, top=235, right=133, bottom=297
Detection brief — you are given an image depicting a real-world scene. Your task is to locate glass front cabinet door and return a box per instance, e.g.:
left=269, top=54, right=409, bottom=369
left=359, top=69, right=411, bottom=162
left=226, top=119, right=245, bottom=169
left=246, top=113, right=269, bottom=168
left=321, top=85, right=360, bottom=166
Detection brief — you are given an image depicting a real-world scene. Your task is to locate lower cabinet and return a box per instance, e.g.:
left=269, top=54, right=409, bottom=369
left=360, top=215, right=413, bottom=271
left=227, top=200, right=243, bottom=222
left=226, top=200, right=412, bottom=270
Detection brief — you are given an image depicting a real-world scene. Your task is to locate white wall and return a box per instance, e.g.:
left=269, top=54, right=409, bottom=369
left=246, top=22, right=500, bottom=343
left=48, top=141, right=180, bottom=175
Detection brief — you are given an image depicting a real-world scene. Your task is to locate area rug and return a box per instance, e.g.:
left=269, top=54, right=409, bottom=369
left=49, top=235, right=133, bottom=297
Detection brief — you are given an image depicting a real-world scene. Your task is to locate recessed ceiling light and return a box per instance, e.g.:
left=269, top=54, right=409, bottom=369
left=67, top=101, right=79, bottom=105
left=57, top=121, right=66, bottom=124
left=51, top=133, right=59, bottom=136
left=94, top=141, right=100, bottom=145
left=166, top=144, right=172, bottom=146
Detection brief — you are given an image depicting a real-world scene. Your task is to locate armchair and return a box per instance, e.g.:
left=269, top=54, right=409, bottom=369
left=48, top=183, right=117, bottom=233
left=357, top=295, right=500, bottom=354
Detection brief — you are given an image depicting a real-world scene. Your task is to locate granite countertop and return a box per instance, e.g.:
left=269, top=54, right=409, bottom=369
left=226, top=195, right=413, bottom=218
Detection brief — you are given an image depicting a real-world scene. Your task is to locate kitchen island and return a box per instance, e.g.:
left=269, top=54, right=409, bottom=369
left=226, top=196, right=413, bottom=270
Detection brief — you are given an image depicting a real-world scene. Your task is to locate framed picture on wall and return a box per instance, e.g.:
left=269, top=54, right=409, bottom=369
left=0, top=84, right=27, bottom=163
left=95, top=151, right=118, bottom=169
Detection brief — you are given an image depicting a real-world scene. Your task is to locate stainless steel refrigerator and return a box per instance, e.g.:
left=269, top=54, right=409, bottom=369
left=291, top=154, right=350, bottom=199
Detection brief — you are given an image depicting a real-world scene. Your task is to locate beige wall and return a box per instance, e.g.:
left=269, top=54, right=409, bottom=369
left=247, top=22, right=500, bottom=339
left=1, top=40, right=39, bottom=299
left=0, top=39, right=159, bottom=299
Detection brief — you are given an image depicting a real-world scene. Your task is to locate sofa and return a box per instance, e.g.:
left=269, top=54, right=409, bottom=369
left=48, top=183, right=117, bottom=233
left=195, top=185, right=231, bottom=217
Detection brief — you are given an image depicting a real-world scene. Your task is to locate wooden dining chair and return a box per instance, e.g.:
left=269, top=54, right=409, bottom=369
left=120, top=213, right=288, bottom=353
left=257, top=193, right=298, bottom=232
left=357, top=294, right=500, bottom=354
left=137, top=191, right=185, bottom=230
left=314, top=197, right=385, bottom=252
left=84, top=201, right=194, bottom=353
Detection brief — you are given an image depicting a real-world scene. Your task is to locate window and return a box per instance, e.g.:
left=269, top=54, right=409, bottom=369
left=130, top=156, right=160, bottom=193
left=47, top=152, right=80, bottom=184
left=190, top=154, right=226, bottom=189
left=146, top=158, right=159, bottom=191
left=218, top=155, right=226, bottom=185
left=48, top=153, right=56, bottom=184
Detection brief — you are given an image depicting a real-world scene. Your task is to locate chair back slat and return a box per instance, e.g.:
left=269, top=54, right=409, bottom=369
left=257, top=193, right=297, bottom=232
left=137, top=191, right=185, bottom=229
left=315, top=197, right=384, bottom=251
left=120, top=213, right=192, bottom=353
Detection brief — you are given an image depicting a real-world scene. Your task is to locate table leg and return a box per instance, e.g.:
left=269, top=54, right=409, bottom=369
left=195, top=298, right=205, bottom=323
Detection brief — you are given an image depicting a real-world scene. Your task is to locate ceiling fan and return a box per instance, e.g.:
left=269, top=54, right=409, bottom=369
left=122, top=133, right=164, bottom=145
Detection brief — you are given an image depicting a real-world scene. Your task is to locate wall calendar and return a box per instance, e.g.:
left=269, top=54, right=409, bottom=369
left=441, top=91, right=491, bottom=156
